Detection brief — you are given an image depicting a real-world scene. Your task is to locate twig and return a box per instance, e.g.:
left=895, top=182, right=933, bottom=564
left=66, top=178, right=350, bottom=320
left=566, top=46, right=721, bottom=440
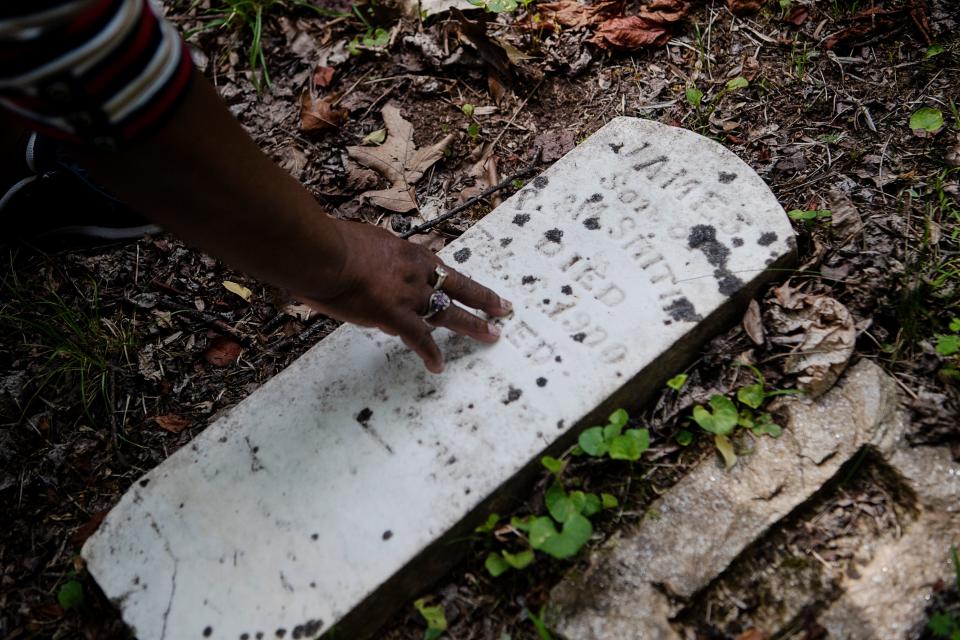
left=401, top=158, right=540, bottom=239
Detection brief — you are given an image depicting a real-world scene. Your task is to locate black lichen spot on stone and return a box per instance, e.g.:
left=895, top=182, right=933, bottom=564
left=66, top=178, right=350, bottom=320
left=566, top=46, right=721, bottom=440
left=571, top=332, right=586, bottom=342
left=302, top=620, right=324, bottom=636
left=561, top=285, right=573, bottom=295
left=241, top=634, right=250, bottom=640
left=688, top=224, right=743, bottom=296
left=555, top=355, right=562, bottom=362
left=292, top=626, right=305, bottom=639
left=503, top=386, right=522, bottom=404
left=256, top=634, right=264, bottom=640
left=715, top=270, right=745, bottom=296
left=545, top=228, right=563, bottom=243
left=732, top=237, right=744, bottom=247
left=356, top=408, right=372, bottom=425
left=310, top=533, right=318, bottom=541
left=583, top=217, right=600, bottom=230
left=557, top=420, right=565, bottom=430
left=609, top=142, right=623, bottom=153
left=718, top=171, right=738, bottom=183
left=204, top=627, right=213, bottom=638
left=536, top=377, right=547, bottom=387
left=139, top=479, right=149, bottom=488
left=500, top=237, right=513, bottom=247
left=786, top=235, right=797, bottom=249
left=663, top=297, right=703, bottom=323
left=310, top=582, right=316, bottom=588
left=276, top=629, right=286, bottom=638
left=513, top=213, right=531, bottom=227
left=757, top=231, right=778, bottom=246
left=521, top=275, right=538, bottom=285
left=588, top=193, right=603, bottom=203
left=688, top=225, right=729, bottom=267
left=533, top=176, right=549, bottom=189
left=453, top=247, right=472, bottom=263
left=542, top=298, right=550, bottom=304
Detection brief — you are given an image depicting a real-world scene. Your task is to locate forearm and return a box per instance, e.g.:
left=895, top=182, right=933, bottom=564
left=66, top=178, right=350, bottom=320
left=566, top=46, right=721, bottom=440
left=76, top=72, right=347, bottom=301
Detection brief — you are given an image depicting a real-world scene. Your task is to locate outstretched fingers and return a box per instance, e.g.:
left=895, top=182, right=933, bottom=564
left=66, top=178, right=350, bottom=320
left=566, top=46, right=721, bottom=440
left=439, top=265, right=512, bottom=317
left=394, top=313, right=444, bottom=374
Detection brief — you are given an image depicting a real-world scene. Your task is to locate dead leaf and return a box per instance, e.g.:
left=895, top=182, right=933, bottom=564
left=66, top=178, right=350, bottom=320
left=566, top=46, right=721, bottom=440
left=346, top=104, right=454, bottom=213
left=591, top=16, right=670, bottom=49
left=736, top=630, right=767, bottom=640
left=152, top=414, right=192, bottom=434
left=451, top=9, right=514, bottom=83
left=223, top=280, right=253, bottom=302
left=726, top=0, right=763, bottom=16
left=299, top=88, right=348, bottom=133
left=204, top=336, right=243, bottom=367
left=536, top=0, right=621, bottom=29
left=283, top=302, right=314, bottom=321
left=362, top=128, right=387, bottom=145
left=784, top=5, right=808, bottom=25
left=742, top=299, right=765, bottom=346
left=590, top=1, right=689, bottom=52
left=825, top=1, right=932, bottom=50
left=828, top=190, right=863, bottom=244
left=460, top=143, right=499, bottom=204
left=766, top=283, right=855, bottom=397
left=70, top=510, right=108, bottom=546
left=313, top=65, right=335, bottom=88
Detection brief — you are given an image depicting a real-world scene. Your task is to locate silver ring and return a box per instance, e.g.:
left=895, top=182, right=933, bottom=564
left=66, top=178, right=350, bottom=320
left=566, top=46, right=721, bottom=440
left=432, top=266, right=448, bottom=291
left=421, top=290, right=451, bottom=319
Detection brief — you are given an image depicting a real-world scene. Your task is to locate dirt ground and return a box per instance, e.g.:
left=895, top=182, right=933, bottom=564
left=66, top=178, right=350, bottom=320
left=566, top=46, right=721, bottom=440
left=1, top=0, right=959, bottom=638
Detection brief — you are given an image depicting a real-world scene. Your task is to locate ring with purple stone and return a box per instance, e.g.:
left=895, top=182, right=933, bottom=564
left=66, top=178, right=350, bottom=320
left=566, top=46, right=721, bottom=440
left=421, top=290, right=452, bottom=320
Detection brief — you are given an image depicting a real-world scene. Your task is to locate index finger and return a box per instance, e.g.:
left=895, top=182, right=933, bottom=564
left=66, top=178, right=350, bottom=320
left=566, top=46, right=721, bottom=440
left=440, top=265, right=512, bottom=317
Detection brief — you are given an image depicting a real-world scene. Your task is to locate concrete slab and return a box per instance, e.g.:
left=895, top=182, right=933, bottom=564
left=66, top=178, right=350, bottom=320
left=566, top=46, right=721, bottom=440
left=82, top=117, right=794, bottom=640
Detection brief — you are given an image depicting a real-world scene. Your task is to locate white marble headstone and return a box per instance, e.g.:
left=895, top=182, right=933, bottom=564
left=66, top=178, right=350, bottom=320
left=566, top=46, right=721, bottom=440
left=83, top=118, right=795, bottom=640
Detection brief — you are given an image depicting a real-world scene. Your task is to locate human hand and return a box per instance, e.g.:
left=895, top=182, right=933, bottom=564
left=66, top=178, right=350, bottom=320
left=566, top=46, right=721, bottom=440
left=303, top=220, right=512, bottom=373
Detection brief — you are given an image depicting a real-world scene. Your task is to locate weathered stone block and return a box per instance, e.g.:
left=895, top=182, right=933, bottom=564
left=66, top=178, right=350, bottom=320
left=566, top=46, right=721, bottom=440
left=546, top=360, right=960, bottom=639
left=82, top=118, right=794, bottom=640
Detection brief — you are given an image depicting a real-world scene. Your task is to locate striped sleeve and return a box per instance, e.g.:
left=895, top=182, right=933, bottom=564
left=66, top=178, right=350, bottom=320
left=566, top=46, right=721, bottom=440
left=0, top=0, right=195, bottom=149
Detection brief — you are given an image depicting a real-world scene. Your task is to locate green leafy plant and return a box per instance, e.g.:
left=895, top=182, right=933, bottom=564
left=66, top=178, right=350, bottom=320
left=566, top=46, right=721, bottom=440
left=788, top=208, right=832, bottom=227
left=576, top=409, right=650, bottom=462
left=935, top=318, right=960, bottom=357
left=927, top=546, right=960, bottom=639
left=414, top=598, right=448, bottom=640
left=690, top=364, right=794, bottom=468
left=57, top=577, right=84, bottom=610
left=466, top=0, right=533, bottom=13
left=467, top=122, right=481, bottom=140
left=685, top=85, right=703, bottom=109
left=685, top=76, right=749, bottom=133
left=666, top=372, right=688, bottom=391
left=926, top=43, right=946, bottom=58
left=480, top=410, right=638, bottom=576
left=911, top=107, right=945, bottom=133
left=525, top=606, right=555, bottom=640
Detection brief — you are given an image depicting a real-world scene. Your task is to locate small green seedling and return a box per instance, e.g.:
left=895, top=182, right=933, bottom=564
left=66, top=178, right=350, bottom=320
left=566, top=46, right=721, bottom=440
left=935, top=318, right=960, bottom=357
left=725, top=76, right=749, bottom=91
left=467, top=122, right=481, bottom=140
left=788, top=209, right=832, bottom=227
left=666, top=373, right=688, bottom=391
left=461, top=103, right=476, bottom=117
left=925, top=44, right=945, bottom=58
left=685, top=85, right=703, bottom=109
left=58, top=577, right=84, bottom=610
left=577, top=409, right=650, bottom=462
left=691, top=364, right=794, bottom=468
left=414, top=598, right=448, bottom=640
left=910, top=107, right=945, bottom=134
left=526, top=606, right=555, bottom=640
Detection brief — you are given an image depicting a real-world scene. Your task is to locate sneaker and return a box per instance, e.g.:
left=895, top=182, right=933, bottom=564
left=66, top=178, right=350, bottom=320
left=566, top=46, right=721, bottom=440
left=1, top=133, right=160, bottom=246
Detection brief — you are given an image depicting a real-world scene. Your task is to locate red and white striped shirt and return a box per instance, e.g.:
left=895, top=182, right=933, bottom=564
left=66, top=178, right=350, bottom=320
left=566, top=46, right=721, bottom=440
left=0, top=0, right=195, bottom=149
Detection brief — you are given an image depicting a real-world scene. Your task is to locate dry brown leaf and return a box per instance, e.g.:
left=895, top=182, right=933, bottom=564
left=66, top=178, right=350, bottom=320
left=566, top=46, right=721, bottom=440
left=784, top=5, right=809, bottom=24
left=283, top=302, right=314, bottom=321
left=828, top=190, right=863, bottom=244
left=451, top=9, right=514, bottom=82
left=204, top=336, right=243, bottom=367
left=742, top=298, right=765, bottom=346
left=736, top=631, right=767, bottom=640
left=299, top=89, right=348, bottom=133
left=459, top=143, right=499, bottom=204
left=536, top=0, right=621, bottom=29
left=591, top=16, right=671, bottom=49
left=726, top=0, right=763, bottom=16
left=639, top=0, right=689, bottom=22
left=153, top=414, right=192, bottom=434
left=766, top=283, right=855, bottom=397
left=346, top=104, right=454, bottom=213
left=313, top=65, right=335, bottom=88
